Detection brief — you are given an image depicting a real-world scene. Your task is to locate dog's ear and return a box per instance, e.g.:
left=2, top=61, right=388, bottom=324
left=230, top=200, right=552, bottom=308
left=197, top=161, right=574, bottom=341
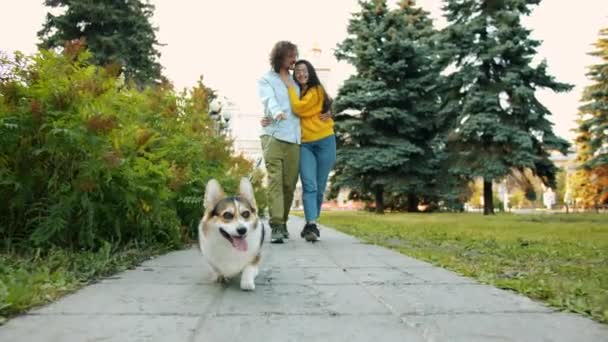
left=204, top=179, right=224, bottom=215
left=238, top=177, right=257, bottom=211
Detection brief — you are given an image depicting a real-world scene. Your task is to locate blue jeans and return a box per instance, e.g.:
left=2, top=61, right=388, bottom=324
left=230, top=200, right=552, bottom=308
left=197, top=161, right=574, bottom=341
left=299, top=135, right=336, bottom=222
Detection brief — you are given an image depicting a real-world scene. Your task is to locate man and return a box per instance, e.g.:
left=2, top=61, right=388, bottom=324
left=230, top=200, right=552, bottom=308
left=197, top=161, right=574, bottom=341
left=258, top=41, right=301, bottom=243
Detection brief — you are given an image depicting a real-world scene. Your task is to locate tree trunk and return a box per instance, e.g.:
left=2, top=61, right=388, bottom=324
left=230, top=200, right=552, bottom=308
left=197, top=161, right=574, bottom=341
left=374, top=187, right=384, bottom=214
left=407, top=193, right=420, bottom=212
left=595, top=200, right=600, bottom=214
left=483, top=178, right=494, bottom=215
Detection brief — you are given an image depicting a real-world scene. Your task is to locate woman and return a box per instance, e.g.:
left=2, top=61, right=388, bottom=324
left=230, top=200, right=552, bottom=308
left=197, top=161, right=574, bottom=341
left=279, top=59, right=336, bottom=242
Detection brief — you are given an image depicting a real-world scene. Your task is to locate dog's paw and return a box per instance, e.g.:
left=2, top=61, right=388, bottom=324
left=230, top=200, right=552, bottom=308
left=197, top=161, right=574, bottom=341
left=240, top=264, right=258, bottom=291
left=240, top=279, right=255, bottom=291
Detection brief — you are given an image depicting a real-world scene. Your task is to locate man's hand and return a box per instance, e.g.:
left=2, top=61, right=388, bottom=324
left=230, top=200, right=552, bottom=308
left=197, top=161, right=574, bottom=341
left=260, top=117, right=271, bottom=127
left=260, top=113, right=286, bottom=127
left=320, top=110, right=333, bottom=121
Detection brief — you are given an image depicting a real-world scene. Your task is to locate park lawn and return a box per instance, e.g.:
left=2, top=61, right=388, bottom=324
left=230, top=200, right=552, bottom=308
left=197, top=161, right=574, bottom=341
left=0, top=243, right=172, bottom=324
left=315, top=211, right=608, bottom=323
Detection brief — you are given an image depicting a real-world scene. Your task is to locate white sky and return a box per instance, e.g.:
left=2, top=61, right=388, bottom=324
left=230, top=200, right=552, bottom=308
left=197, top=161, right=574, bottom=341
left=1, top=0, right=606, bottom=142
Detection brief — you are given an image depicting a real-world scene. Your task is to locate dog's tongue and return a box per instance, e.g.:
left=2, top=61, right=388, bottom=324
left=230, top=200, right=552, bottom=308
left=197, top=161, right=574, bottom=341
left=232, top=237, right=248, bottom=252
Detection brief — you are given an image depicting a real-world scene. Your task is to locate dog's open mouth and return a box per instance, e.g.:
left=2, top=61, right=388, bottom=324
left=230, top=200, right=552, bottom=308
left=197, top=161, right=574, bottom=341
left=219, top=228, right=248, bottom=252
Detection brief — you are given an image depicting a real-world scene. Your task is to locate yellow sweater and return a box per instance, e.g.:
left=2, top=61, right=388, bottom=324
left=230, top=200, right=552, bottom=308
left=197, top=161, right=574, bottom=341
left=287, top=85, right=334, bottom=143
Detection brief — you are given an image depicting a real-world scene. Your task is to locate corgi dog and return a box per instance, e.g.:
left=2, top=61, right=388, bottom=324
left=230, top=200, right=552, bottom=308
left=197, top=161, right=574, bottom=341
left=198, top=178, right=264, bottom=291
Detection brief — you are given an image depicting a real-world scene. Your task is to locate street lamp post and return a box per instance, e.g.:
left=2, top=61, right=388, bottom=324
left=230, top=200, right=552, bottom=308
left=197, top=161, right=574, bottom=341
left=208, top=96, right=232, bottom=136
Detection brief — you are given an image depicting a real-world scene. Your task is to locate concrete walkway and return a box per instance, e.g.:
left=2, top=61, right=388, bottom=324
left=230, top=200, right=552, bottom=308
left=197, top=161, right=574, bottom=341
left=1, top=217, right=606, bottom=341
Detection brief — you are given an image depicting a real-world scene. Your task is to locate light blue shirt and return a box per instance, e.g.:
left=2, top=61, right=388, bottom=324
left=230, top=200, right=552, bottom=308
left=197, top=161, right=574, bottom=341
left=257, top=70, right=301, bottom=144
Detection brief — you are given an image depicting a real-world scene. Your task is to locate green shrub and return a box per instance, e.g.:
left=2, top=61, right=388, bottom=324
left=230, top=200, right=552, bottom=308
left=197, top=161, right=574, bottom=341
left=0, top=47, right=263, bottom=251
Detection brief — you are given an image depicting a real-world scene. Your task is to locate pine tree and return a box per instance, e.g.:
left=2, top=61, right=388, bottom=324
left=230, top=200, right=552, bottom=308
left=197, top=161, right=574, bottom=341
left=38, top=0, right=162, bottom=86
left=574, top=27, right=608, bottom=209
left=439, top=0, right=571, bottom=215
left=333, top=0, right=443, bottom=213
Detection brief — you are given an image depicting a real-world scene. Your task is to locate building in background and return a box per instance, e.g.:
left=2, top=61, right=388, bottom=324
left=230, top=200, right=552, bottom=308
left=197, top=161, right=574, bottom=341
left=307, top=42, right=332, bottom=93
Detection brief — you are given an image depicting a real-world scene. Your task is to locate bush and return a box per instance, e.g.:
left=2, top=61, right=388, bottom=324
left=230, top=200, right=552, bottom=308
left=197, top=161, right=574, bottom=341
left=0, top=47, right=263, bottom=251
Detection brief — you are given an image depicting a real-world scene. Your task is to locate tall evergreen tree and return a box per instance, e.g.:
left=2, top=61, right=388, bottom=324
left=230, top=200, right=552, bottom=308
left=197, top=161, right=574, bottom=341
left=38, top=0, right=162, bottom=86
left=439, top=0, right=571, bottom=215
left=574, top=27, right=608, bottom=209
left=333, top=0, right=443, bottom=213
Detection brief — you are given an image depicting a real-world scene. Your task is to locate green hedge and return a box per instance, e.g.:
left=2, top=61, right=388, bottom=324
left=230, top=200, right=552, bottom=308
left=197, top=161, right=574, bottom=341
left=0, top=48, right=265, bottom=251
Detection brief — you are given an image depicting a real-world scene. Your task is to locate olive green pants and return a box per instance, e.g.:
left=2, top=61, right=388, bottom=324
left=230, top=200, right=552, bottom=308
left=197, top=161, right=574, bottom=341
left=261, top=135, right=300, bottom=227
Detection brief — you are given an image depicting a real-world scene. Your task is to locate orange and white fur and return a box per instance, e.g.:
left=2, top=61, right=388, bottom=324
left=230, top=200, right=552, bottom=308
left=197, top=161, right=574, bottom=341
left=198, top=178, right=264, bottom=291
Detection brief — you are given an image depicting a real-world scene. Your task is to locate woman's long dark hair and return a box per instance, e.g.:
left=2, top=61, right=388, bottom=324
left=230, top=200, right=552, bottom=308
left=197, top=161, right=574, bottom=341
left=293, top=59, right=332, bottom=112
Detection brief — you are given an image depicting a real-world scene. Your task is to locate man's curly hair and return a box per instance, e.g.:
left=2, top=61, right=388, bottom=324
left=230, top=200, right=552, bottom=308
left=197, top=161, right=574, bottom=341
left=269, top=41, right=298, bottom=72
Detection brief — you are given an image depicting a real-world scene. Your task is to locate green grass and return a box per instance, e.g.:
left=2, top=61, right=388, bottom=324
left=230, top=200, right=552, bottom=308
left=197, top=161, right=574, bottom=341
left=314, top=211, right=608, bottom=323
left=0, top=243, right=173, bottom=324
